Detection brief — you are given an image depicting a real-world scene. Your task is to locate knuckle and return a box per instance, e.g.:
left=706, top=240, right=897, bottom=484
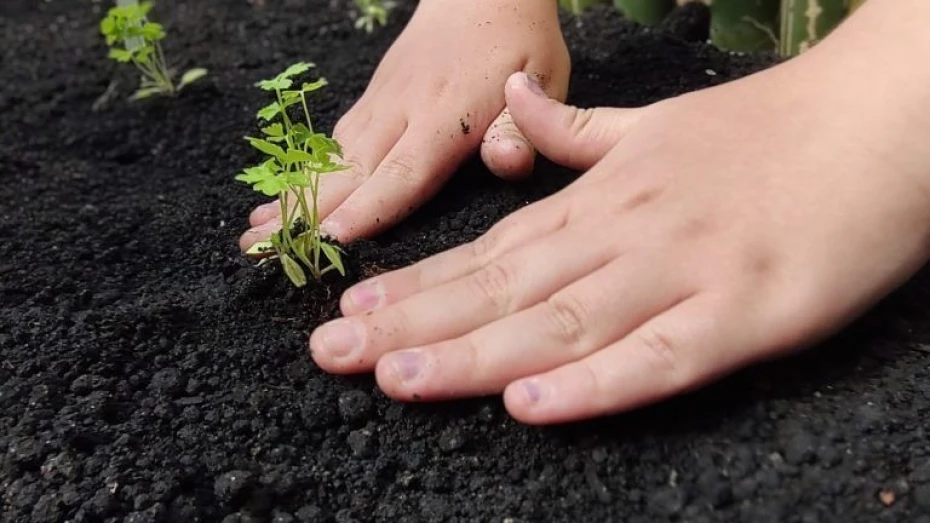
left=568, top=107, right=596, bottom=138
left=340, top=159, right=371, bottom=183
left=636, top=326, right=682, bottom=376
left=478, top=214, right=521, bottom=252
left=545, top=294, right=588, bottom=349
left=469, top=262, right=515, bottom=312
left=458, top=335, right=484, bottom=381
left=578, top=359, right=612, bottom=410
left=378, top=155, right=419, bottom=187
left=430, top=77, right=451, bottom=100
left=469, top=232, right=497, bottom=264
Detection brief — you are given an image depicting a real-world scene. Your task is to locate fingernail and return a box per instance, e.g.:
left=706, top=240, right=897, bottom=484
left=522, top=73, right=547, bottom=97
left=521, top=379, right=542, bottom=404
left=502, top=130, right=531, bottom=150
left=347, top=281, right=383, bottom=312
left=389, top=350, right=424, bottom=382
left=320, top=217, right=343, bottom=240
left=317, top=318, right=362, bottom=358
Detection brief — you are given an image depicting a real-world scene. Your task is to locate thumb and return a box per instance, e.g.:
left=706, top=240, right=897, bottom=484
left=505, top=72, right=642, bottom=171
left=480, top=108, right=537, bottom=181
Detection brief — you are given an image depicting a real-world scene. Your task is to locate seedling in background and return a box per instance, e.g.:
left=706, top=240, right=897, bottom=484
left=354, top=0, right=395, bottom=33
left=100, top=0, right=207, bottom=100
left=236, top=63, right=347, bottom=288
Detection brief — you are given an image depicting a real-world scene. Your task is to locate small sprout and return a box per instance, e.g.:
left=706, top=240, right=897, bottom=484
left=354, top=0, right=395, bottom=33
left=99, top=0, right=207, bottom=100
left=236, top=63, right=348, bottom=288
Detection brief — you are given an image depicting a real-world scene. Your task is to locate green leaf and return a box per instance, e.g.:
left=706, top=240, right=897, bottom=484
left=283, top=149, right=314, bottom=164
left=269, top=231, right=284, bottom=252
left=261, top=123, right=284, bottom=137
left=134, top=45, right=153, bottom=63
left=291, top=124, right=312, bottom=145
left=280, top=62, right=314, bottom=79
left=256, top=77, right=292, bottom=91
left=285, top=170, right=310, bottom=187
left=130, top=86, right=167, bottom=100
left=254, top=176, right=289, bottom=197
left=235, top=164, right=272, bottom=183
left=307, top=133, right=340, bottom=152
left=300, top=78, right=328, bottom=93
left=139, top=22, right=165, bottom=41
left=246, top=137, right=287, bottom=160
left=236, top=161, right=287, bottom=196
left=320, top=243, right=346, bottom=276
left=178, top=68, right=207, bottom=89
left=280, top=254, right=307, bottom=287
left=107, top=48, right=134, bottom=62
left=280, top=90, right=301, bottom=108
left=138, top=1, right=154, bottom=18
left=100, top=17, right=116, bottom=36
left=291, top=235, right=316, bottom=270
left=256, top=102, right=281, bottom=121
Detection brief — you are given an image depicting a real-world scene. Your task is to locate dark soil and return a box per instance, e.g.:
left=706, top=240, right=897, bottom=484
left=3, top=1, right=930, bottom=522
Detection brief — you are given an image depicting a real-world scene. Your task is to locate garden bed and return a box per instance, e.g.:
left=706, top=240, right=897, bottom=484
left=2, top=1, right=930, bottom=521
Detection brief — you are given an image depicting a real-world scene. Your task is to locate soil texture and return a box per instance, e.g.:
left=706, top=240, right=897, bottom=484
left=3, top=1, right=930, bottom=522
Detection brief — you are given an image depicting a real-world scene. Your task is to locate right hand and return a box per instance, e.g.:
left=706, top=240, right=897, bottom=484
left=240, top=0, right=571, bottom=249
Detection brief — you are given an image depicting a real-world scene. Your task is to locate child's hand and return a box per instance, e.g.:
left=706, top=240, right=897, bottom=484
left=309, top=50, right=930, bottom=424
left=241, top=0, right=569, bottom=249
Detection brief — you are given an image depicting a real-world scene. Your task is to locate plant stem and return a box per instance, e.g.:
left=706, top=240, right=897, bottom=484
left=279, top=190, right=295, bottom=254
left=709, top=0, right=780, bottom=53
left=299, top=92, right=315, bottom=135
left=779, top=0, right=848, bottom=57
left=275, top=89, right=293, bottom=131
left=309, top=170, right=322, bottom=273
left=131, top=55, right=173, bottom=94
left=152, top=41, right=175, bottom=93
left=298, top=90, right=324, bottom=276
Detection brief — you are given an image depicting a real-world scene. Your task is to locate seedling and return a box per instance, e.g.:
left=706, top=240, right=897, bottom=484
left=99, top=0, right=207, bottom=100
left=354, top=0, right=395, bottom=33
left=236, top=63, right=347, bottom=288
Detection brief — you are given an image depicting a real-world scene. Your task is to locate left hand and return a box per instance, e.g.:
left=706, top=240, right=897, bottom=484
left=240, top=0, right=569, bottom=249
left=309, top=61, right=930, bottom=424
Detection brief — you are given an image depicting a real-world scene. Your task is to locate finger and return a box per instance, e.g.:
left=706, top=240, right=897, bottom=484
left=320, top=124, right=477, bottom=242
left=481, top=58, right=570, bottom=180
left=504, top=296, right=745, bottom=425
left=481, top=108, right=537, bottom=181
left=316, top=111, right=408, bottom=220
left=339, top=195, right=570, bottom=315
left=249, top=201, right=280, bottom=228
left=374, top=256, right=693, bottom=401
left=505, top=72, right=643, bottom=171
left=311, top=225, right=610, bottom=373
left=238, top=216, right=282, bottom=253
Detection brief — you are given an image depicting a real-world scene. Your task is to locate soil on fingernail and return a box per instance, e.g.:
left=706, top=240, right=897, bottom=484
left=3, top=2, right=925, bottom=522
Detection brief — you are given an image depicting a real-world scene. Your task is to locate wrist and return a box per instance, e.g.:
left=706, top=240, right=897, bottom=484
left=770, top=1, right=930, bottom=216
